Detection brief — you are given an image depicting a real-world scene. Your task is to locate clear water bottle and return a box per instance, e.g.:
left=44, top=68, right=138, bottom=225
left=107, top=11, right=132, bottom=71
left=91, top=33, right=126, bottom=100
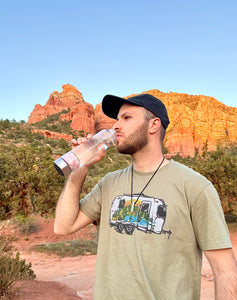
left=54, top=128, right=116, bottom=177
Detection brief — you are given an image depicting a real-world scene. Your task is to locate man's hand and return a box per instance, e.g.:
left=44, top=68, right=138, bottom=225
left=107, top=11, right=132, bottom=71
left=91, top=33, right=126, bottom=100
left=71, top=134, right=93, bottom=149
left=71, top=134, right=106, bottom=168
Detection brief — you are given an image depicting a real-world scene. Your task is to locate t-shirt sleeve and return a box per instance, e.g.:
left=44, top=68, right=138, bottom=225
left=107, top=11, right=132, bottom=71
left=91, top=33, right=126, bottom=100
left=191, top=183, right=232, bottom=250
left=79, top=179, right=102, bottom=222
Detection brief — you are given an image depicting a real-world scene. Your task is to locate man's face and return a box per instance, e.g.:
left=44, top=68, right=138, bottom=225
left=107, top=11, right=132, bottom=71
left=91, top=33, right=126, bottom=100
left=113, top=103, right=149, bottom=155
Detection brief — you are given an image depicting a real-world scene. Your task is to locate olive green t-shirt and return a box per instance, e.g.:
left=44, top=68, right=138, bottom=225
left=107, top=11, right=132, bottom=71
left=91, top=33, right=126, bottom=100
left=80, top=160, right=231, bottom=300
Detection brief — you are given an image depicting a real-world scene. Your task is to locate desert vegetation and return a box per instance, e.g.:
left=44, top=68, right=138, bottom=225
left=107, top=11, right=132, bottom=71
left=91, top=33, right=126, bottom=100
left=0, top=118, right=236, bottom=220
left=0, top=117, right=236, bottom=297
left=0, top=235, right=35, bottom=298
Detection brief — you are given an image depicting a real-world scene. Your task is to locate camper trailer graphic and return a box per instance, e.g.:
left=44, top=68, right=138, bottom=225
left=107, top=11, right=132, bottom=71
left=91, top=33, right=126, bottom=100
left=110, top=194, right=172, bottom=238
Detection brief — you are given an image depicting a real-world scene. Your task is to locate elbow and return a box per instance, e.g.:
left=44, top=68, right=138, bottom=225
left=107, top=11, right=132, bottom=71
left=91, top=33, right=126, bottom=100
left=54, top=222, right=71, bottom=236
left=54, top=225, right=63, bottom=235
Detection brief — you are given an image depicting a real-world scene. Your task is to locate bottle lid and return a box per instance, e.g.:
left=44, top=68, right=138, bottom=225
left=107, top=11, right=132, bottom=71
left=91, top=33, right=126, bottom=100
left=54, top=157, right=71, bottom=177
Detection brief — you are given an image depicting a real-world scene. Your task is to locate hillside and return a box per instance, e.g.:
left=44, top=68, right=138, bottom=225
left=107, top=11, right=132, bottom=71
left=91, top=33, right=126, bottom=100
left=28, top=84, right=237, bottom=157
left=0, top=119, right=132, bottom=220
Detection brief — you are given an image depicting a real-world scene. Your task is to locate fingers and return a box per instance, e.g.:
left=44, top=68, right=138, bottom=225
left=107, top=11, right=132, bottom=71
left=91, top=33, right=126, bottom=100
left=85, top=143, right=106, bottom=167
left=87, top=133, right=93, bottom=139
left=98, top=144, right=106, bottom=156
left=71, top=138, right=83, bottom=148
left=70, top=133, right=106, bottom=168
left=71, top=134, right=93, bottom=148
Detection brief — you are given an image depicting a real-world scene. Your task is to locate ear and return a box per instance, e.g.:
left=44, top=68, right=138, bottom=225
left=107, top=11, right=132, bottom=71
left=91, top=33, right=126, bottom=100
left=148, top=118, right=161, bottom=134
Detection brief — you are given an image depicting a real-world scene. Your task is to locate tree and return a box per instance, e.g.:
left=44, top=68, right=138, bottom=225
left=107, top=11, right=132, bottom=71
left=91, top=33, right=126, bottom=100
left=0, top=144, right=65, bottom=219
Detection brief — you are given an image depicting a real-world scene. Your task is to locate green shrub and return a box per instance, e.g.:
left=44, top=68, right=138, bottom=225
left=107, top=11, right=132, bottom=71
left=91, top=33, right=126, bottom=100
left=0, top=144, right=65, bottom=219
left=0, top=119, right=236, bottom=223
left=12, top=215, right=39, bottom=235
left=0, top=237, right=35, bottom=298
left=58, top=139, right=70, bottom=151
left=30, top=239, right=98, bottom=257
left=0, top=252, right=36, bottom=298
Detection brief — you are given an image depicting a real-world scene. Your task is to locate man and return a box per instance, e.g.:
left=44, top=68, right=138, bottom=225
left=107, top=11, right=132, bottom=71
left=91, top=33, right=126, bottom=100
left=54, top=93, right=237, bottom=299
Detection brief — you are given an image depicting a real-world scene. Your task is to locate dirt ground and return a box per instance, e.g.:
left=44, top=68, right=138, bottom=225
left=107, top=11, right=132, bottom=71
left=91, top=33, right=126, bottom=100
left=1, top=215, right=237, bottom=300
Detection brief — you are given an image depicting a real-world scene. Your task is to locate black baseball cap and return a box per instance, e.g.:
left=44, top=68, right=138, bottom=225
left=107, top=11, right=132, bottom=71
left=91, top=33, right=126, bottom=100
left=102, top=93, right=170, bottom=129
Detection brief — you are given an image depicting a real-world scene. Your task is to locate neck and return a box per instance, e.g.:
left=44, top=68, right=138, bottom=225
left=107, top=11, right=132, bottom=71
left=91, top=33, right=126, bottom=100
left=132, top=148, right=167, bottom=172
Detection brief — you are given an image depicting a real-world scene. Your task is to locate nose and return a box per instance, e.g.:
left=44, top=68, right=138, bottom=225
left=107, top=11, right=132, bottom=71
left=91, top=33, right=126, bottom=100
left=112, top=119, right=120, bottom=130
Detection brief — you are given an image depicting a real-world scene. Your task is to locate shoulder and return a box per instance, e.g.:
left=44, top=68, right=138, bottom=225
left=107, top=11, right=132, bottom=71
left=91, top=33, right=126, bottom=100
left=170, top=160, right=209, bottom=179
left=166, top=160, right=211, bottom=190
left=166, top=160, right=220, bottom=208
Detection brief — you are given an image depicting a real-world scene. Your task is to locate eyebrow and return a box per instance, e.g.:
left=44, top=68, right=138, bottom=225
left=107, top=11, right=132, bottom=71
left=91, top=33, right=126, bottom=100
left=117, top=112, right=132, bottom=120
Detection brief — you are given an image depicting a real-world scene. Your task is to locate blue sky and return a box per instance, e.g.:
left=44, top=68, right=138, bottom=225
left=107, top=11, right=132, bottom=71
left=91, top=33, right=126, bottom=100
left=1, top=0, right=236, bottom=121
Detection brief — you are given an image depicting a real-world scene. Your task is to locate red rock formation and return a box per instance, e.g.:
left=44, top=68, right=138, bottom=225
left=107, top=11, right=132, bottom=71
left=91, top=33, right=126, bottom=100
left=70, top=102, right=95, bottom=134
left=94, top=103, right=115, bottom=132
left=28, top=104, right=50, bottom=123
left=145, top=90, right=237, bottom=156
left=28, top=84, right=95, bottom=134
left=45, top=84, right=84, bottom=114
left=31, top=129, right=73, bottom=141
left=28, top=85, right=237, bottom=157
left=28, top=84, right=84, bottom=123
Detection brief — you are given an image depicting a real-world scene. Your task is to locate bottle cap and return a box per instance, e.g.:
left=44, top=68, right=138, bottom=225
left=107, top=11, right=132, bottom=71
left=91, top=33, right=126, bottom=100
left=54, top=157, right=71, bottom=177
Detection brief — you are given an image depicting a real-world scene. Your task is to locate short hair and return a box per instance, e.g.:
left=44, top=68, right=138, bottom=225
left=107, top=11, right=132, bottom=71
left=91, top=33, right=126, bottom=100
left=143, top=109, right=166, bottom=142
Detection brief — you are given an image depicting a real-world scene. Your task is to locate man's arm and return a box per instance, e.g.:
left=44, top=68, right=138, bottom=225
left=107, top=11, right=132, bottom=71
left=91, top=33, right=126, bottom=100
left=54, top=137, right=106, bottom=235
left=54, top=166, right=94, bottom=235
left=204, top=248, right=237, bottom=300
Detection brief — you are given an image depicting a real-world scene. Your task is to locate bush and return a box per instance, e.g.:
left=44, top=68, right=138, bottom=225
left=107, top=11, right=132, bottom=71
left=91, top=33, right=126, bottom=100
left=58, top=139, right=70, bottom=151
left=0, top=237, right=36, bottom=298
left=30, top=239, right=98, bottom=257
left=12, top=215, right=39, bottom=235
left=0, top=144, right=65, bottom=219
left=0, top=118, right=236, bottom=223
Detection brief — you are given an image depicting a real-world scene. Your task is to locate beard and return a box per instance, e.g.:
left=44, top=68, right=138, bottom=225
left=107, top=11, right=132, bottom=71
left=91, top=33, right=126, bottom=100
left=116, top=121, right=149, bottom=155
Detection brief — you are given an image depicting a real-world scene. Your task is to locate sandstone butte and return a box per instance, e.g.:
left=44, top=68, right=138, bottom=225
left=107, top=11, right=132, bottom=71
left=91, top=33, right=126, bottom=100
left=28, top=84, right=237, bottom=157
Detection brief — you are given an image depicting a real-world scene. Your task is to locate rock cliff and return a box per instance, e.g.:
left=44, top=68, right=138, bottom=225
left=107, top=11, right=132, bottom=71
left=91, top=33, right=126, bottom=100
left=142, top=89, right=237, bottom=156
left=28, top=84, right=95, bottom=134
left=31, top=129, right=73, bottom=141
left=28, top=85, right=237, bottom=157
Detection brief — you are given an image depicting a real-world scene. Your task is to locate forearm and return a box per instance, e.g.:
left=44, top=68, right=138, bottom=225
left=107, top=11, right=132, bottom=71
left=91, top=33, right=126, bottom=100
left=214, top=270, right=237, bottom=300
left=204, top=248, right=237, bottom=300
left=54, top=166, right=89, bottom=235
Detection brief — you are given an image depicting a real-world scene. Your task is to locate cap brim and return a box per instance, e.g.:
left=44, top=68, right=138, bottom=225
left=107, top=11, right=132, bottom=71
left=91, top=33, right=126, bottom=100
left=102, top=95, right=128, bottom=119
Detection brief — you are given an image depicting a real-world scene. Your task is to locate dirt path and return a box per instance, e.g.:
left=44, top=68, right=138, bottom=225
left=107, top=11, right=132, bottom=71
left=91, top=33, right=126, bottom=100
left=15, top=254, right=96, bottom=300
left=14, top=252, right=215, bottom=300
left=1, top=215, right=237, bottom=299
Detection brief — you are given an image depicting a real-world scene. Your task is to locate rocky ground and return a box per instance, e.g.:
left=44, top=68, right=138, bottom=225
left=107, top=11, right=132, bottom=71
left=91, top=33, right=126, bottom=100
left=1, top=215, right=237, bottom=300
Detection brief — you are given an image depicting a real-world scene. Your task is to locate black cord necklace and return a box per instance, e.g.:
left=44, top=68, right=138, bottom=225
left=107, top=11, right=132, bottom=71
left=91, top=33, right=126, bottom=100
left=131, top=156, right=165, bottom=205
